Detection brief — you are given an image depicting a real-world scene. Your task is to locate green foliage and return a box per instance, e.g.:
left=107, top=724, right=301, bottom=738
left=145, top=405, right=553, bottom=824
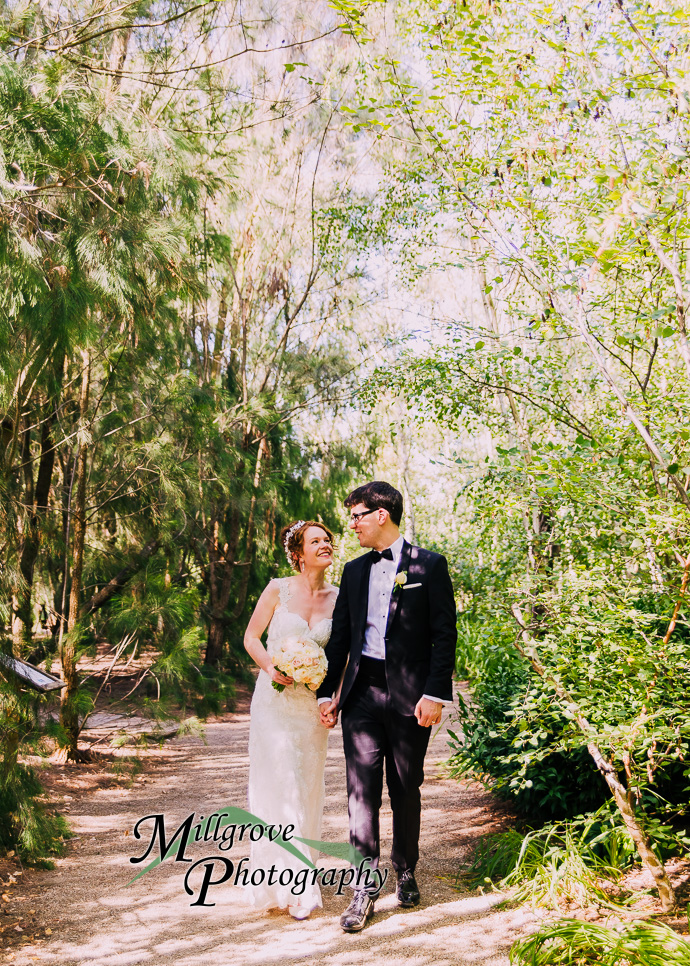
left=450, top=616, right=608, bottom=820
left=87, top=577, right=237, bottom=719
left=462, top=811, right=638, bottom=910
left=108, top=755, right=144, bottom=784
left=510, top=919, right=690, bottom=966
left=0, top=763, right=71, bottom=864
left=0, top=677, right=70, bottom=861
left=0, top=0, right=372, bottom=751
left=339, top=0, right=690, bottom=884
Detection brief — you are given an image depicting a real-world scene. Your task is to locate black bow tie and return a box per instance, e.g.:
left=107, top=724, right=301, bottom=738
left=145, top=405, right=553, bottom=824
left=370, top=548, right=394, bottom=563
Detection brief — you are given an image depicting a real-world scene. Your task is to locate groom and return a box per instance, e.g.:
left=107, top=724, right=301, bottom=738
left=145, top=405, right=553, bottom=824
left=318, top=481, right=456, bottom=932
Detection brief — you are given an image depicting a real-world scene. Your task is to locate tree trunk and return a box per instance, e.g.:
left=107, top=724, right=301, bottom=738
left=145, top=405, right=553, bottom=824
left=10, top=421, right=33, bottom=642
left=205, top=617, right=226, bottom=669
left=231, top=438, right=269, bottom=621
left=14, top=408, right=58, bottom=646
left=58, top=351, right=91, bottom=762
left=51, top=449, right=74, bottom=641
left=210, top=282, right=230, bottom=382
left=107, top=24, right=132, bottom=92
left=204, top=507, right=241, bottom=666
left=474, top=249, right=545, bottom=576
left=586, top=741, right=677, bottom=912
left=399, top=448, right=416, bottom=545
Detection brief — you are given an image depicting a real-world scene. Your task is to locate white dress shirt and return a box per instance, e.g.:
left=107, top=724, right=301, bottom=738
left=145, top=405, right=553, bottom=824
left=319, top=535, right=450, bottom=708
left=362, top=535, right=405, bottom=659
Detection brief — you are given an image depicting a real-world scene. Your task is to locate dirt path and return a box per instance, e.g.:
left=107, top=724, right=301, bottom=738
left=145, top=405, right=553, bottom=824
left=7, top=693, right=536, bottom=966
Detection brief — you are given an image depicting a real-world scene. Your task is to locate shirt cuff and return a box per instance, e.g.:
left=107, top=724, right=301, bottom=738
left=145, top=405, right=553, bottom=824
left=423, top=694, right=453, bottom=706
left=317, top=697, right=332, bottom=706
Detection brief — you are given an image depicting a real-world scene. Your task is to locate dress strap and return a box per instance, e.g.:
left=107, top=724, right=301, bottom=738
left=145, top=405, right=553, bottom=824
left=277, top=577, right=292, bottom=609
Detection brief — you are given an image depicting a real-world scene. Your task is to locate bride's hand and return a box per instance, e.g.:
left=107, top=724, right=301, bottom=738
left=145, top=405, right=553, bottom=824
left=319, top=699, right=338, bottom=729
left=270, top=666, right=294, bottom=687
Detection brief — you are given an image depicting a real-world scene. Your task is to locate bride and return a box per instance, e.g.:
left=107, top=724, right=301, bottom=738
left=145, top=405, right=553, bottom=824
left=243, top=519, right=338, bottom=920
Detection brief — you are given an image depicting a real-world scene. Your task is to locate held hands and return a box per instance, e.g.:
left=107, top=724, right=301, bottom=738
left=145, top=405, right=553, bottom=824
left=319, top=699, right=338, bottom=729
left=414, top=697, right=443, bottom=729
left=270, top=665, right=294, bottom=688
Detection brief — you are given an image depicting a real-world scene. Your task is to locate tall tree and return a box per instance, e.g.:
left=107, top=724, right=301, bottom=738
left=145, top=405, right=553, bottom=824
left=332, top=0, right=690, bottom=911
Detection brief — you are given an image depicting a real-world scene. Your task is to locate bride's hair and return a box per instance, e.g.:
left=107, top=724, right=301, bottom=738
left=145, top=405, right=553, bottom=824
left=280, top=520, right=335, bottom=571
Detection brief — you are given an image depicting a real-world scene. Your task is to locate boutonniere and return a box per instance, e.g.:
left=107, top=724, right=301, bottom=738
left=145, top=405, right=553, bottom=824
left=393, top=571, right=408, bottom=593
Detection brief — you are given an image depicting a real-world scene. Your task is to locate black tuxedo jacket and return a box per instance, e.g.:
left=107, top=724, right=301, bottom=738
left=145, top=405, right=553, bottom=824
left=317, top=541, right=457, bottom=716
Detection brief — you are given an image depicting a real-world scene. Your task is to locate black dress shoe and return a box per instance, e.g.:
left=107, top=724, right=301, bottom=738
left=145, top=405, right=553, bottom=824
left=396, top=870, right=420, bottom=907
left=340, top=890, right=375, bottom=932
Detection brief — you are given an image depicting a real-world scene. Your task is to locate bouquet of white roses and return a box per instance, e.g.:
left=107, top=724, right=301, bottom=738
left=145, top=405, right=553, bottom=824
left=270, top=636, right=328, bottom=693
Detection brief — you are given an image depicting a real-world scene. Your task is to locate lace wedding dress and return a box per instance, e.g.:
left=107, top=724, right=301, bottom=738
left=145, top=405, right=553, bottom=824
left=246, top=578, right=331, bottom=913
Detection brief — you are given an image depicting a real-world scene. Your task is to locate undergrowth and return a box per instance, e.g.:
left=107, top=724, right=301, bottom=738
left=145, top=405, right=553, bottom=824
left=459, top=809, right=645, bottom=910
left=0, top=673, right=71, bottom=864
left=510, top=919, right=690, bottom=966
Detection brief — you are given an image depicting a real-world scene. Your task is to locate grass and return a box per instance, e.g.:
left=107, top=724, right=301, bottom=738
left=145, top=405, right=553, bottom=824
left=460, top=814, right=637, bottom=910
left=510, top=918, right=690, bottom=966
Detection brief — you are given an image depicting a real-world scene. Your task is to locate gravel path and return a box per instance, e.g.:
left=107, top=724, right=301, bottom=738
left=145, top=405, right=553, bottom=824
left=9, top=692, right=536, bottom=966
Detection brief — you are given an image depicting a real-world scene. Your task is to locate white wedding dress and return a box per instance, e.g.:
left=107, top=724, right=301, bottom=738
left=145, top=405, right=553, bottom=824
left=246, top=578, right=331, bottom=913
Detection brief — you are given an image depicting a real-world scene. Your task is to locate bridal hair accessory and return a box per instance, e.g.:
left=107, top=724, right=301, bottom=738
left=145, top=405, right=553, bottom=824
left=283, top=520, right=306, bottom=562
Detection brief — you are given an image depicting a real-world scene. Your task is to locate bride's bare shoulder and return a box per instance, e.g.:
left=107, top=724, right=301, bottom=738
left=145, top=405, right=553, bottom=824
left=261, top=579, right=284, bottom=600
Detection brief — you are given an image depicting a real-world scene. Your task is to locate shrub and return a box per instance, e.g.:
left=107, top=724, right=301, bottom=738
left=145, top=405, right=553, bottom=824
left=0, top=677, right=70, bottom=862
left=450, top=616, right=608, bottom=821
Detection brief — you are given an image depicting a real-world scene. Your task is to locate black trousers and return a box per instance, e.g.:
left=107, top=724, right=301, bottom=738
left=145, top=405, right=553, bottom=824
left=340, top=658, right=432, bottom=890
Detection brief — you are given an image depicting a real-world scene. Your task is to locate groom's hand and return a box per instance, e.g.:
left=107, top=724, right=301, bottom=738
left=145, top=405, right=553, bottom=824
left=319, top=699, right=338, bottom=729
left=414, top=697, right=443, bottom=728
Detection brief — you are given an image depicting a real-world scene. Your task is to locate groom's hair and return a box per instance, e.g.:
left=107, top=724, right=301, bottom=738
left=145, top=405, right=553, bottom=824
left=344, top=481, right=403, bottom=526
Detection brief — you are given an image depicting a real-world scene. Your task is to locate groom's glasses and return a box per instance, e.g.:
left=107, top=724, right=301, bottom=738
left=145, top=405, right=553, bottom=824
left=349, top=508, right=377, bottom=524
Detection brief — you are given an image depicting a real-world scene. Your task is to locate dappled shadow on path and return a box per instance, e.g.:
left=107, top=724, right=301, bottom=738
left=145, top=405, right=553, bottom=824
left=33, top=889, right=532, bottom=966
left=11, top=697, right=535, bottom=966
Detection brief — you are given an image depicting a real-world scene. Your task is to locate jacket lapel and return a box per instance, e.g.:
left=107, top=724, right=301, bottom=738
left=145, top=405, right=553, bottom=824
left=384, top=540, right=411, bottom=639
left=356, top=551, right=376, bottom=641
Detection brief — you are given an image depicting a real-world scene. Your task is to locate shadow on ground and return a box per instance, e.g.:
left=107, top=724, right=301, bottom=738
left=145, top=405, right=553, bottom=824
left=7, top=694, right=535, bottom=966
